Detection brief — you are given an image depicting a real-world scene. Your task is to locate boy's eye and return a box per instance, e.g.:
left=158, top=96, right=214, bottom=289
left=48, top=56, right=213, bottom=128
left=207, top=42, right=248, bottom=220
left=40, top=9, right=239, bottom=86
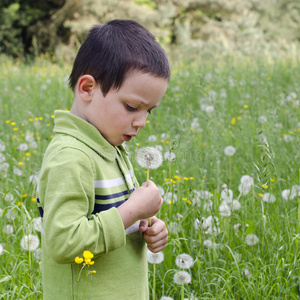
left=126, top=104, right=137, bottom=112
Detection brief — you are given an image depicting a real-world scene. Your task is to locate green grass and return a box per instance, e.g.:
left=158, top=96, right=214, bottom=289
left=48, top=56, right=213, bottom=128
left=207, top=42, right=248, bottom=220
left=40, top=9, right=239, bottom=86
left=0, top=55, right=300, bottom=299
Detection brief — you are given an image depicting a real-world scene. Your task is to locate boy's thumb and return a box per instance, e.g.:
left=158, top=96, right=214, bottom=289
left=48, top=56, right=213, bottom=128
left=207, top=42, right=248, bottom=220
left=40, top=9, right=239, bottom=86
left=139, top=219, right=148, bottom=232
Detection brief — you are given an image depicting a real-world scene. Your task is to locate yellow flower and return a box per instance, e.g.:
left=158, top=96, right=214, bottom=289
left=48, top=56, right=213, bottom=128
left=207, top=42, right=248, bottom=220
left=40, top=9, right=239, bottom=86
left=262, top=184, right=268, bottom=189
left=231, top=117, right=236, bottom=125
left=146, top=120, right=150, bottom=124
left=270, top=178, right=275, bottom=183
left=237, top=116, right=242, bottom=121
left=22, top=194, right=27, bottom=198
left=18, top=162, right=23, bottom=166
left=258, top=193, right=263, bottom=197
left=244, top=105, right=248, bottom=109
left=75, top=257, right=83, bottom=264
left=184, top=177, right=189, bottom=181
left=85, top=259, right=95, bottom=266
left=83, top=250, right=94, bottom=259
left=11, top=122, right=16, bottom=126
left=31, top=198, right=37, bottom=202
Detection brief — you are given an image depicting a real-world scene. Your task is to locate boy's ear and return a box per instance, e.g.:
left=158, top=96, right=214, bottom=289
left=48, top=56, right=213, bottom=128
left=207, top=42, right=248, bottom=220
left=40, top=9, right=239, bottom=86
left=77, top=75, right=97, bottom=102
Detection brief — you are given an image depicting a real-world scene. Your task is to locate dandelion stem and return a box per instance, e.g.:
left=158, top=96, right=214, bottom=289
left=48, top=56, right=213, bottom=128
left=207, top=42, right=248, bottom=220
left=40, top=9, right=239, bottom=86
left=146, top=168, right=150, bottom=186
left=146, top=169, right=152, bottom=226
left=229, top=157, right=232, bottom=188
left=152, top=263, right=156, bottom=300
left=181, top=284, right=184, bottom=300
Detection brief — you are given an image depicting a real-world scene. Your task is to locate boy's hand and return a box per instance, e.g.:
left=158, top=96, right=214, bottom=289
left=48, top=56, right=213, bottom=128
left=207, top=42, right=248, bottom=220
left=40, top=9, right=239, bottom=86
left=139, top=217, right=168, bottom=253
left=117, top=180, right=163, bottom=229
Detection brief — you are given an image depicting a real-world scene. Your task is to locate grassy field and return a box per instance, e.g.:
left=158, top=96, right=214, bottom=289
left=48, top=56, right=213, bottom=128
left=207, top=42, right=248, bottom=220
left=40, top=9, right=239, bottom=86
left=0, top=55, right=300, bottom=299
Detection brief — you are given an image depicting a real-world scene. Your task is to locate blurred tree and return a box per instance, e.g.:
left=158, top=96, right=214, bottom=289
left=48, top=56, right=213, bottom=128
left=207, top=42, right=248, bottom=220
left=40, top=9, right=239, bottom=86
left=0, top=0, right=69, bottom=57
left=0, top=0, right=299, bottom=58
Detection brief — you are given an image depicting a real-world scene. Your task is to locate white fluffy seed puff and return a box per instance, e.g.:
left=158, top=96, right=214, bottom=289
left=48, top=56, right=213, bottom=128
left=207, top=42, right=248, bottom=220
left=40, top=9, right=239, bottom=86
left=20, top=234, right=40, bottom=251
left=136, top=146, right=163, bottom=169
left=173, top=271, right=192, bottom=285
left=175, top=254, right=194, bottom=269
left=147, top=249, right=164, bottom=264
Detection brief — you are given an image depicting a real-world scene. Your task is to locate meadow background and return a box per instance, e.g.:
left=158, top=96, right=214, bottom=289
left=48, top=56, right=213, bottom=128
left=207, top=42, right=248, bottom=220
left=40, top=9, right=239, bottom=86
left=1, top=0, right=300, bottom=299
left=0, top=54, right=300, bottom=299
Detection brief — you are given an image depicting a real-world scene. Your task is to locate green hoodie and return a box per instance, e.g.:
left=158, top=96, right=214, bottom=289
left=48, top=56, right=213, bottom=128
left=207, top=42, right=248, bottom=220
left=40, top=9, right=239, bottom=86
left=38, top=110, right=148, bottom=299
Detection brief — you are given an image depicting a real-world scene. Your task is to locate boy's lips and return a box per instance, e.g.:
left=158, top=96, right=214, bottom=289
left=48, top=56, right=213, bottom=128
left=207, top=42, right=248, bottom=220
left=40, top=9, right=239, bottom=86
left=123, top=134, right=136, bottom=142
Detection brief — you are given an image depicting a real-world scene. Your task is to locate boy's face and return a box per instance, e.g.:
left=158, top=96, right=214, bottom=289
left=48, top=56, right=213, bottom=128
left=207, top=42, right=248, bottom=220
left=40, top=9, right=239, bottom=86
left=83, top=71, right=168, bottom=146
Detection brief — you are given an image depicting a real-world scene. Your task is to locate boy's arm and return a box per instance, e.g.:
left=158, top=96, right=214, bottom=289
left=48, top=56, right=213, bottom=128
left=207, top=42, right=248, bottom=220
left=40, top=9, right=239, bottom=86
left=117, top=181, right=163, bottom=229
left=39, top=147, right=126, bottom=264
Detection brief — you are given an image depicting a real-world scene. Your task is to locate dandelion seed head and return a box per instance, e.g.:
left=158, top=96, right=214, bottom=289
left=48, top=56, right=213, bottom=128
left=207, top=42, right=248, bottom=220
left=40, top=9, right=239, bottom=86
left=240, top=175, right=254, bottom=186
left=258, top=115, right=267, bottom=123
left=0, top=141, right=5, bottom=152
left=32, top=217, right=43, bottom=232
left=203, top=239, right=218, bottom=249
left=168, top=222, right=180, bottom=234
left=0, top=153, right=6, bottom=163
left=242, top=268, right=252, bottom=279
left=262, top=193, right=276, bottom=203
left=3, top=224, right=14, bottom=234
left=205, top=216, right=219, bottom=228
left=221, top=188, right=233, bottom=203
left=17, top=143, right=28, bottom=151
left=219, top=201, right=231, bottom=216
left=160, top=297, right=174, bottom=300
left=232, top=200, right=241, bottom=211
left=238, top=183, right=252, bottom=195
left=33, top=248, right=42, bottom=260
left=163, top=192, right=177, bottom=204
left=282, top=189, right=291, bottom=201
left=136, top=146, right=163, bottom=169
left=164, top=151, right=176, bottom=162
left=234, top=223, right=242, bottom=232
left=0, top=244, right=3, bottom=255
left=175, top=254, right=194, bottom=269
left=245, top=234, right=259, bottom=246
left=4, top=193, right=14, bottom=202
left=148, top=135, right=157, bottom=142
left=29, top=174, right=39, bottom=185
left=13, top=167, right=23, bottom=176
left=20, top=234, right=40, bottom=251
left=173, top=270, right=191, bottom=285
left=147, top=249, right=164, bottom=264
left=224, top=146, right=236, bottom=156
left=291, top=185, right=300, bottom=198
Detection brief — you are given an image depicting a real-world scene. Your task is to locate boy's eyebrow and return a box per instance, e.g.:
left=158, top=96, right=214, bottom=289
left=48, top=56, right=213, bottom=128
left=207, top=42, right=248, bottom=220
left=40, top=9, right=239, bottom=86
left=124, top=96, right=160, bottom=108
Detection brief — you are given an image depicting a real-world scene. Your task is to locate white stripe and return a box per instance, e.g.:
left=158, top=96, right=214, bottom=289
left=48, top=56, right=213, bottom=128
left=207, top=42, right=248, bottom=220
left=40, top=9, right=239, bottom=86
left=125, top=173, right=133, bottom=186
left=94, top=170, right=135, bottom=188
left=94, top=177, right=125, bottom=188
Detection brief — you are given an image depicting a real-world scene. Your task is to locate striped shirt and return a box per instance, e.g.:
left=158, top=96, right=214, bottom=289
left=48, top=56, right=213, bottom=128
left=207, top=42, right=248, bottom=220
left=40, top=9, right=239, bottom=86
left=37, top=111, right=148, bottom=300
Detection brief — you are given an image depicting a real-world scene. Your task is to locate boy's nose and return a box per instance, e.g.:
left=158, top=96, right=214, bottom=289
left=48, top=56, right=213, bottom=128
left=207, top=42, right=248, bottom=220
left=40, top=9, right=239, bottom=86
left=132, top=112, right=147, bottom=129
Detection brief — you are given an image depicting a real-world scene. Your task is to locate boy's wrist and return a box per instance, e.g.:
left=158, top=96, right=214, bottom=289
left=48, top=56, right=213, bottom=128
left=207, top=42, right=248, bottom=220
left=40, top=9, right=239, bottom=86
left=117, top=201, right=140, bottom=229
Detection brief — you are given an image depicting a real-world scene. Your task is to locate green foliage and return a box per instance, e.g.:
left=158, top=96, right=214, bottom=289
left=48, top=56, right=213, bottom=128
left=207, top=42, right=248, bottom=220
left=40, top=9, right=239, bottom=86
left=0, top=55, right=300, bottom=299
left=1, top=0, right=300, bottom=59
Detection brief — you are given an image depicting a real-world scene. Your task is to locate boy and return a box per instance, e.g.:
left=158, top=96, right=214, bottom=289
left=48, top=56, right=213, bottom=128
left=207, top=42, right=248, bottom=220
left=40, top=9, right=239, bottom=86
left=37, top=20, right=170, bottom=299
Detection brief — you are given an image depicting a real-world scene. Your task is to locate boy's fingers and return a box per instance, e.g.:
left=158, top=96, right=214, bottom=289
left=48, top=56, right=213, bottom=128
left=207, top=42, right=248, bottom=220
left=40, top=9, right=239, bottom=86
left=139, top=219, right=148, bottom=232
